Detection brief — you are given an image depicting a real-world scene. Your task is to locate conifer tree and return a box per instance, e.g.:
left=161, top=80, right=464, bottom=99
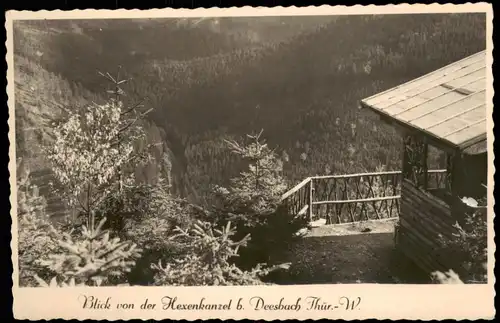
left=151, top=219, right=288, bottom=286
left=214, top=130, right=287, bottom=224
left=213, top=130, right=307, bottom=268
left=35, top=217, right=142, bottom=287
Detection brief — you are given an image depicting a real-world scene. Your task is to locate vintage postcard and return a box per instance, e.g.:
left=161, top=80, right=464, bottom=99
left=7, top=3, right=495, bottom=320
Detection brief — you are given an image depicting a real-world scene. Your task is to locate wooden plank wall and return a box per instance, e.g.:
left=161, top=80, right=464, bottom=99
left=397, top=179, right=465, bottom=278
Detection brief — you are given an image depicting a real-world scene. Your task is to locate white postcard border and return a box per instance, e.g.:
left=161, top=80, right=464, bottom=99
left=7, top=3, right=495, bottom=320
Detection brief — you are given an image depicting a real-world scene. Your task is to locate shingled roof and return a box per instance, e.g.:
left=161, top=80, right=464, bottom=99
left=360, top=51, right=488, bottom=154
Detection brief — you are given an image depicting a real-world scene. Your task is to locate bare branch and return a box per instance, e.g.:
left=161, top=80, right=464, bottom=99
left=77, top=194, right=89, bottom=213
left=118, top=117, right=139, bottom=134
left=257, top=129, right=264, bottom=140
left=116, top=108, right=152, bottom=136
left=97, top=70, right=116, bottom=84
left=140, top=107, right=153, bottom=118
left=105, top=72, right=116, bottom=84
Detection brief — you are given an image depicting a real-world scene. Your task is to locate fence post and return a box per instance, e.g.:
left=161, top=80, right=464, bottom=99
left=308, top=178, right=314, bottom=222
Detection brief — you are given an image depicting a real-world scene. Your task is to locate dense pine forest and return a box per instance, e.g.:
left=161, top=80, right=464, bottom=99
left=14, top=14, right=486, bottom=207
left=14, top=13, right=489, bottom=288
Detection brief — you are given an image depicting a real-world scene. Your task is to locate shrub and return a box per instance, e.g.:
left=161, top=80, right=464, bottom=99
left=43, top=71, right=152, bottom=230
left=33, top=276, right=89, bottom=287
left=37, top=72, right=155, bottom=286
left=431, top=270, right=465, bottom=284
left=212, top=130, right=308, bottom=269
left=17, top=159, right=60, bottom=287
left=18, top=211, right=59, bottom=287
left=95, top=178, right=171, bottom=235
left=151, top=220, right=287, bottom=286
left=121, top=184, right=202, bottom=285
left=17, top=161, right=142, bottom=288
left=35, top=217, right=142, bottom=287
left=434, top=196, right=487, bottom=284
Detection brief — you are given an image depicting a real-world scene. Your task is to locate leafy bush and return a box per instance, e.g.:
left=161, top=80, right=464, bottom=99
left=18, top=158, right=142, bottom=287
left=151, top=220, right=287, bottom=286
left=43, top=71, right=152, bottom=230
left=213, top=131, right=308, bottom=268
left=34, top=72, right=155, bottom=286
left=95, top=178, right=171, bottom=235
left=431, top=270, right=465, bottom=284
left=434, top=196, right=488, bottom=284
left=21, top=73, right=297, bottom=287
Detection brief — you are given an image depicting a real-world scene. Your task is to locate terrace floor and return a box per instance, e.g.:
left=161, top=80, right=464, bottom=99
left=269, top=218, right=432, bottom=284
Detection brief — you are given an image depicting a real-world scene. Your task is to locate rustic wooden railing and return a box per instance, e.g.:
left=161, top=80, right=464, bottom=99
left=280, top=177, right=312, bottom=219
left=312, top=171, right=402, bottom=224
left=281, top=169, right=447, bottom=225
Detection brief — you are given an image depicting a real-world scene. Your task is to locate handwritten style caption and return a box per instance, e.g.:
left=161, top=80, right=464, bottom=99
left=79, top=295, right=362, bottom=312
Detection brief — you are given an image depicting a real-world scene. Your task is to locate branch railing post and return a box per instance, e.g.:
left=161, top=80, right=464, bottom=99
left=308, top=178, right=314, bottom=222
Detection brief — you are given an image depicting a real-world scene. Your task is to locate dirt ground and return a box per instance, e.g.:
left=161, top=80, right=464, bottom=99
left=269, top=219, right=432, bottom=284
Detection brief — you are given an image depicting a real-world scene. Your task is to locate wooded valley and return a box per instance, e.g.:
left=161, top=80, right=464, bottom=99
left=14, top=13, right=486, bottom=206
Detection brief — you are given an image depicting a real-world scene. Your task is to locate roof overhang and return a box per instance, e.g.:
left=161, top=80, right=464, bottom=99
left=360, top=100, right=487, bottom=155
left=360, top=100, right=463, bottom=154
left=359, top=51, right=488, bottom=156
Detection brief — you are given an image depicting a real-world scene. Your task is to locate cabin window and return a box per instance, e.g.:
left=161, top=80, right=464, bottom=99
left=426, top=144, right=449, bottom=190
left=403, top=133, right=453, bottom=202
left=402, top=133, right=427, bottom=189
left=427, top=145, right=453, bottom=202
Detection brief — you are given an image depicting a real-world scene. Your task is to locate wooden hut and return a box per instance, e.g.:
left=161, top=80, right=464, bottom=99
left=359, top=51, right=488, bottom=278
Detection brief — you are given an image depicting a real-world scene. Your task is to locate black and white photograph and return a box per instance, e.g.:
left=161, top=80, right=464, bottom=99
left=7, top=4, right=495, bottom=320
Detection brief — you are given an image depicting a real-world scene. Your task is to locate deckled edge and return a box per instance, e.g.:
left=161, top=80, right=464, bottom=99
left=487, top=2, right=497, bottom=320
left=6, top=3, right=496, bottom=321
left=5, top=8, right=17, bottom=322
left=3, top=3, right=496, bottom=19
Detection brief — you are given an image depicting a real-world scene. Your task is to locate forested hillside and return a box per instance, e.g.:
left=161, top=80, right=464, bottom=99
left=14, top=14, right=486, bottom=206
